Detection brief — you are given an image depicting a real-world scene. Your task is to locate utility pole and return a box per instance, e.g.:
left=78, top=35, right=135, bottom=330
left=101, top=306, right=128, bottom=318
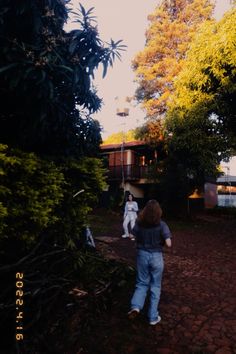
left=115, top=97, right=130, bottom=193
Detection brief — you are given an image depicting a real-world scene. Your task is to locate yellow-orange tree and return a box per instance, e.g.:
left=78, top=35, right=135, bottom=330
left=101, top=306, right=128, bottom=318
left=133, top=0, right=214, bottom=120
left=102, top=130, right=137, bottom=144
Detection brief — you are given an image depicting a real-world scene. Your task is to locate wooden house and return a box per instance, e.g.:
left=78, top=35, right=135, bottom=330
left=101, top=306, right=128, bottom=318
left=100, top=140, right=162, bottom=206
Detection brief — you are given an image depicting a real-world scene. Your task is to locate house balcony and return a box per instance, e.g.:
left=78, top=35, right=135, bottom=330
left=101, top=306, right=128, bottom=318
left=107, top=164, right=152, bottom=181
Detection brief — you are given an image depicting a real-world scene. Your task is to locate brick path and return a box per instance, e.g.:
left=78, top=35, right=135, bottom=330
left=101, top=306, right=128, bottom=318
left=94, top=214, right=236, bottom=354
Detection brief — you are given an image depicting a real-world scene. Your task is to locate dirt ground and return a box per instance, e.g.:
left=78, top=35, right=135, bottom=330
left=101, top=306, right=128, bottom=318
left=73, top=210, right=236, bottom=354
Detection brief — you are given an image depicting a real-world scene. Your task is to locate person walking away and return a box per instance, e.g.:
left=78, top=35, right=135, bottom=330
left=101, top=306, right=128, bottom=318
left=122, top=194, right=138, bottom=240
left=128, top=199, right=172, bottom=325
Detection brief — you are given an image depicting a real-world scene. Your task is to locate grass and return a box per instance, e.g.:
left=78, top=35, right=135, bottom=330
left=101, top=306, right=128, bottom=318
left=88, top=208, right=122, bottom=237
left=88, top=208, right=204, bottom=238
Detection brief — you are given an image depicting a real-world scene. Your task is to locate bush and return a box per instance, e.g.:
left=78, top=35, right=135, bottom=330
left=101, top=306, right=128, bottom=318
left=0, top=145, right=107, bottom=258
left=50, top=157, right=107, bottom=249
left=0, top=144, right=65, bottom=253
left=0, top=145, right=108, bottom=352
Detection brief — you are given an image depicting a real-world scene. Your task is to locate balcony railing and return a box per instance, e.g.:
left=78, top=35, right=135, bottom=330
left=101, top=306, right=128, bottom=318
left=108, top=164, right=150, bottom=180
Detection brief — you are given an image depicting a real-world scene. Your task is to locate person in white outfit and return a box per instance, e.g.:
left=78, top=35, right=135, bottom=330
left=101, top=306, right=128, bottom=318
left=122, top=194, right=138, bottom=240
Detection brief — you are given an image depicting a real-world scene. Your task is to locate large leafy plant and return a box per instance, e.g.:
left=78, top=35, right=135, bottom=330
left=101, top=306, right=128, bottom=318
left=0, top=1, right=125, bottom=156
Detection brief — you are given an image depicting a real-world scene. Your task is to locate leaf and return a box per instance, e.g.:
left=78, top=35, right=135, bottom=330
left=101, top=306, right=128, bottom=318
left=69, top=40, right=78, bottom=54
left=36, top=70, right=46, bottom=85
left=79, top=3, right=86, bottom=17
left=87, top=7, right=95, bottom=15
left=55, top=65, right=74, bottom=73
left=0, top=63, right=17, bottom=74
left=102, top=61, right=108, bottom=78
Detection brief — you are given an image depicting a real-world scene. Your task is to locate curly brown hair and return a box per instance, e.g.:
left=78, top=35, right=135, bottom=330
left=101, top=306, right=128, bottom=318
left=137, top=200, right=162, bottom=227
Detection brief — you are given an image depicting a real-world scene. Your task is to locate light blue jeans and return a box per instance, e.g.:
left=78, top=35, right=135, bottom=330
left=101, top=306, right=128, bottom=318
left=130, top=249, right=164, bottom=322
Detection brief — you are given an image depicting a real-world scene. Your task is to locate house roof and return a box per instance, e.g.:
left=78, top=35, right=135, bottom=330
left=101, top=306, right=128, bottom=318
left=100, top=140, right=146, bottom=151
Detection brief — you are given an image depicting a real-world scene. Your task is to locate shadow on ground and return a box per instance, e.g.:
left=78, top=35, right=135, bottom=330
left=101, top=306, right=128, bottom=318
left=69, top=209, right=236, bottom=354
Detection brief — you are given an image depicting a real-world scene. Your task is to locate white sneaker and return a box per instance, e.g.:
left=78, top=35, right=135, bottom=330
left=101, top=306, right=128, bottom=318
left=149, top=315, right=161, bottom=325
left=128, top=308, right=140, bottom=319
left=122, top=234, right=129, bottom=238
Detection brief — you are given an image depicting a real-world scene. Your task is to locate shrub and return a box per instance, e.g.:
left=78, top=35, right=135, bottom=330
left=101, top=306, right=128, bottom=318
left=0, top=145, right=107, bottom=258
left=0, top=144, right=65, bottom=252
left=50, top=157, right=107, bottom=249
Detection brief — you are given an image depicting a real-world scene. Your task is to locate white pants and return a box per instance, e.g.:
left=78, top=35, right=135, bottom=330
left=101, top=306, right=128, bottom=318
left=123, top=213, right=137, bottom=237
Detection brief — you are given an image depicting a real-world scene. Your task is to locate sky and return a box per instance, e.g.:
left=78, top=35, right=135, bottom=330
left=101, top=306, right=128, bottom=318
left=65, top=0, right=235, bottom=175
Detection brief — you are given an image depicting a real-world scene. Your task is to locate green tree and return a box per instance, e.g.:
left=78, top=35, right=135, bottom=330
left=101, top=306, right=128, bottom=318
left=160, top=7, right=236, bottom=211
left=161, top=115, right=228, bottom=212
left=166, top=7, right=236, bottom=151
left=0, top=1, right=125, bottom=156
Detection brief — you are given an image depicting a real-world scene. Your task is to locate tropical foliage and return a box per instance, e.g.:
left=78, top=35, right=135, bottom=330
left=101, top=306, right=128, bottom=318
left=0, top=0, right=125, bottom=157
left=0, top=0, right=126, bottom=259
left=0, top=2, right=126, bottom=351
left=0, top=0, right=125, bottom=250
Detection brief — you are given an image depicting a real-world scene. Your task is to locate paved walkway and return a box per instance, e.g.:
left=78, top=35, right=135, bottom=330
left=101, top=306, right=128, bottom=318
left=93, top=214, right=236, bottom=354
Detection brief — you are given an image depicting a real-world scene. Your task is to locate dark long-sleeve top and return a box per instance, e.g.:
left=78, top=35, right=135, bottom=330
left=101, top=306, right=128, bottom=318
left=131, top=220, right=171, bottom=252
